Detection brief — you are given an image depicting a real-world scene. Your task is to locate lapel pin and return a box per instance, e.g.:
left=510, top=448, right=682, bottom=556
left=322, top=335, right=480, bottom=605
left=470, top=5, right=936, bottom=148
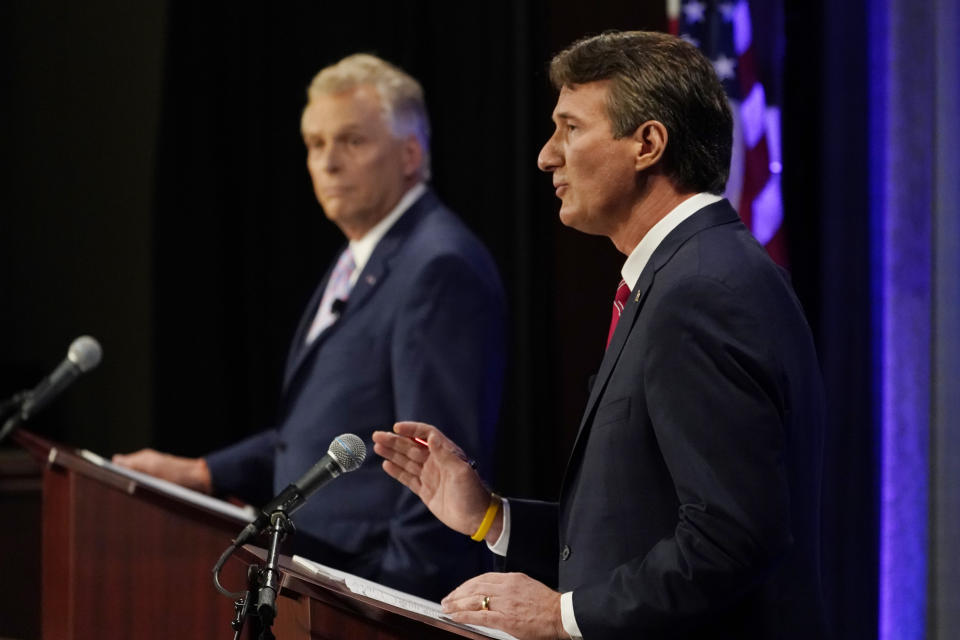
left=365, top=275, right=377, bottom=286
left=635, top=290, right=641, bottom=302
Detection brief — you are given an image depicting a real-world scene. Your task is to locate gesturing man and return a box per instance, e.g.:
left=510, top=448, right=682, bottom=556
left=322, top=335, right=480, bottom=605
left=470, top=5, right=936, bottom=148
left=373, top=31, right=826, bottom=639
left=115, top=54, right=506, bottom=601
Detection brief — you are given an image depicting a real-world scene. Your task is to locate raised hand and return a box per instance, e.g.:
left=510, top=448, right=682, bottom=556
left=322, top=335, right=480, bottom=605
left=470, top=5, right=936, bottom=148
left=372, top=421, right=497, bottom=540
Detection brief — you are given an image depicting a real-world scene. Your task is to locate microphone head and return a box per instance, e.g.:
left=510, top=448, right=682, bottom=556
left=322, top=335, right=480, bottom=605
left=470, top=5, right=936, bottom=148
left=67, top=336, right=102, bottom=372
left=327, top=434, right=366, bottom=473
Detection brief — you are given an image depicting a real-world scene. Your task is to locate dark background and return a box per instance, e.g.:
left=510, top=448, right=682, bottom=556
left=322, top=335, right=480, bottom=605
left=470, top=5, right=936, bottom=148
left=0, top=1, right=874, bottom=638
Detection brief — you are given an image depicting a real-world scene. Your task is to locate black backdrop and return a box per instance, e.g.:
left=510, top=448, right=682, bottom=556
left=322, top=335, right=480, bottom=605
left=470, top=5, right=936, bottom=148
left=148, top=0, right=669, bottom=500
left=0, top=1, right=876, bottom=638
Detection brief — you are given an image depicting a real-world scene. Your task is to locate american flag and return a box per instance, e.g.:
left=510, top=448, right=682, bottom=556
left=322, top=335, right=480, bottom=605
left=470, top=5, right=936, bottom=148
left=668, top=0, right=787, bottom=266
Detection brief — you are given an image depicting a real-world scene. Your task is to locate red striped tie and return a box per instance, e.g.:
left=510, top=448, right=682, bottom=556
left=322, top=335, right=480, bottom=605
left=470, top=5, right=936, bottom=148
left=606, top=279, right=631, bottom=349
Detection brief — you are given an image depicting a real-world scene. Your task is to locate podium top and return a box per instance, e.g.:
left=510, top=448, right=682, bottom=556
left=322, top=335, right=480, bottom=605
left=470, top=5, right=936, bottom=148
left=13, top=429, right=255, bottom=525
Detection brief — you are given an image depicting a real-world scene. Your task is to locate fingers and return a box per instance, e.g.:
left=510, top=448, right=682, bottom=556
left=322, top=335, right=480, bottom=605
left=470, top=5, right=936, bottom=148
left=373, top=422, right=471, bottom=477
left=447, top=609, right=508, bottom=627
left=442, top=573, right=508, bottom=608
left=111, top=448, right=158, bottom=472
left=391, top=420, right=441, bottom=441
left=372, top=432, right=430, bottom=487
left=441, top=575, right=510, bottom=625
left=380, top=459, right=422, bottom=495
left=372, top=430, right=430, bottom=465
left=375, top=422, right=473, bottom=470
left=443, top=592, right=496, bottom=614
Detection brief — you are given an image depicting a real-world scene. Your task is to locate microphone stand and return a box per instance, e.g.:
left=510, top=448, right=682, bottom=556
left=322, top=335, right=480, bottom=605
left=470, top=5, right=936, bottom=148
left=0, top=391, right=28, bottom=444
left=230, top=568, right=254, bottom=640
left=255, top=511, right=294, bottom=638
left=223, top=511, right=295, bottom=640
left=216, top=434, right=364, bottom=638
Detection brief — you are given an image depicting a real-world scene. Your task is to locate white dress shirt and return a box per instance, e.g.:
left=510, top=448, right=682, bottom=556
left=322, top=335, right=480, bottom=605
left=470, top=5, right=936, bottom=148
left=347, top=182, right=427, bottom=285
left=304, top=183, right=426, bottom=343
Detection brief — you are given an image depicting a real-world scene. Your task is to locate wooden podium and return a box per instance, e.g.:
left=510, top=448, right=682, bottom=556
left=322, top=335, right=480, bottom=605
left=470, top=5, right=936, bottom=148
left=11, top=429, right=253, bottom=639
left=7, top=430, right=503, bottom=640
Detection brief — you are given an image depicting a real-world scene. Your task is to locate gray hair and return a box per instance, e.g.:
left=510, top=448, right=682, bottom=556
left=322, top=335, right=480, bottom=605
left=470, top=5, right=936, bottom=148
left=304, top=53, right=431, bottom=180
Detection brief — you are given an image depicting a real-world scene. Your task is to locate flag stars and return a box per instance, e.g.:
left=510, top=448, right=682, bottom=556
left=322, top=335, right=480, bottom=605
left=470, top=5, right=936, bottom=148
left=683, top=1, right=707, bottom=24
left=680, top=33, right=701, bottom=48
left=719, top=2, right=736, bottom=21
left=713, top=54, right=737, bottom=80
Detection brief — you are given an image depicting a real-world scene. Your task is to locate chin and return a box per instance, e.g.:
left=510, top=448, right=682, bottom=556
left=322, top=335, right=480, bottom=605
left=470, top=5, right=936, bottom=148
left=559, top=207, right=605, bottom=237
left=558, top=206, right=587, bottom=231
left=321, top=202, right=348, bottom=222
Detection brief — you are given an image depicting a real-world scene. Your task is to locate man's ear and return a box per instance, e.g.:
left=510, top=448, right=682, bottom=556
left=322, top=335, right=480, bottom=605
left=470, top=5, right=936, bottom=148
left=633, top=120, right=668, bottom=172
left=402, top=135, right=424, bottom=179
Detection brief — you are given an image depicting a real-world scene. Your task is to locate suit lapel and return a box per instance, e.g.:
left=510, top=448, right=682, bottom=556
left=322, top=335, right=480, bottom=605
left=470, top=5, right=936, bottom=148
left=282, top=260, right=338, bottom=389
left=560, top=200, right=741, bottom=494
left=560, top=268, right=653, bottom=493
left=281, top=190, right=437, bottom=393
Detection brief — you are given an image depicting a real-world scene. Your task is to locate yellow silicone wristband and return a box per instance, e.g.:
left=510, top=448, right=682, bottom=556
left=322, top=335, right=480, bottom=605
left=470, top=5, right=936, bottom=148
left=470, top=493, right=502, bottom=542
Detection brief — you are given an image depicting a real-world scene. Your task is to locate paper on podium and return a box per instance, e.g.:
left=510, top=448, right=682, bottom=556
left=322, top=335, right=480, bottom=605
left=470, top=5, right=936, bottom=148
left=76, top=448, right=256, bottom=523
left=292, top=555, right=519, bottom=640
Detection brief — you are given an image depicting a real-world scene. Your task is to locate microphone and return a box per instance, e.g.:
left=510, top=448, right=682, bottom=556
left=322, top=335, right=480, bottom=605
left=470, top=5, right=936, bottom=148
left=331, top=298, right=347, bottom=315
left=233, top=433, right=366, bottom=546
left=0, top=336, right=102, bottom=444
left=20, top=336, right=103, bottom=421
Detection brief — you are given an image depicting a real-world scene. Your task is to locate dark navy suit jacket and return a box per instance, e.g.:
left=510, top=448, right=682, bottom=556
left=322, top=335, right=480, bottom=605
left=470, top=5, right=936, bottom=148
left=206, top=189, right=506, bottom=600
left=504, top=200, right=827, bottom=638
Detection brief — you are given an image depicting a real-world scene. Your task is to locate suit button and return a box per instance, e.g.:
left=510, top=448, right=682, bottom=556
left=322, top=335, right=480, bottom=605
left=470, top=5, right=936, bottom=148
left=561, top=545, right=571, bottom=561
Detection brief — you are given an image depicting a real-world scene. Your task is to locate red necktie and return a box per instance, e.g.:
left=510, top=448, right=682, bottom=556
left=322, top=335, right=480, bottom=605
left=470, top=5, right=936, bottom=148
left=606, top=279, right=631, bottom=349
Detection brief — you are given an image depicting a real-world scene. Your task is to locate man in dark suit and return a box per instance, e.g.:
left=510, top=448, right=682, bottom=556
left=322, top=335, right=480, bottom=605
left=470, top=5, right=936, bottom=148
left=114, top=54, right=506, bottom=600
left=373, top=31, right=826, bottom=638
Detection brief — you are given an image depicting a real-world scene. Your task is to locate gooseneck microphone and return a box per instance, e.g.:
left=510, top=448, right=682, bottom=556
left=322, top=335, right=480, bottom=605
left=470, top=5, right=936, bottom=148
left=0, top=336, right=102, bottom=443
left=233, top=433, right=367, bottom=547
left=213, top=433, right=368, bottom=619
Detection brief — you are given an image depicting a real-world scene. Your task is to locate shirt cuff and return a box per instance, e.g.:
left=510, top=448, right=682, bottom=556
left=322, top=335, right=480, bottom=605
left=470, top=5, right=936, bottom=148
left=485, top=497, right=511, bottom=556
left=560, top=591, right=584, bottom=639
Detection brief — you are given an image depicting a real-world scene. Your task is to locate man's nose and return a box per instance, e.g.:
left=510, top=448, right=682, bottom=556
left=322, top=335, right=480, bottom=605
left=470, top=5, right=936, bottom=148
left=537, top=133, right=561, bottom=172
left=324, top=150, right=340, bottom=172
left=320, top=143, right=344, bottom=173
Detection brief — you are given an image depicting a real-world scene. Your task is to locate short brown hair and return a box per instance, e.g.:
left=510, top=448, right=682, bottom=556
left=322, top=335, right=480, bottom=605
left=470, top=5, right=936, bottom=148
left=549, top=31, right=732, bottom=194
left=303, top=53, right=431, bottom=180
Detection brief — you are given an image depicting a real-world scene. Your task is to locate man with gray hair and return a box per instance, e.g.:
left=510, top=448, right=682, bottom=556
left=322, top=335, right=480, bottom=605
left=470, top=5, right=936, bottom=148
left=115, top=53, right=506, bottom=600
left=375, top=31, right=826, bottom=638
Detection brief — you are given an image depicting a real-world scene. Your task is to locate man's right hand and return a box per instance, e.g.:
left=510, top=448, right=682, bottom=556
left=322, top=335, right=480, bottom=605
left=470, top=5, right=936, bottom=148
left=372, top=421, right=501, bottom=543
left=111, top=449, right=213, bottom=494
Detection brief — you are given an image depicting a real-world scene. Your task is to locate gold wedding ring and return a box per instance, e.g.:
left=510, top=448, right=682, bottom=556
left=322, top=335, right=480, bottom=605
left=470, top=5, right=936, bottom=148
left=480, top=595, right=490, bottom=611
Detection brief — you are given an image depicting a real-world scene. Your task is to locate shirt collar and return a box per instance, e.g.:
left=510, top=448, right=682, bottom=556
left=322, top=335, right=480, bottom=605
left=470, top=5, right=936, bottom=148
left=348, top=182, right=426, bottom=282
left=620, top=192, right=724, bottom=289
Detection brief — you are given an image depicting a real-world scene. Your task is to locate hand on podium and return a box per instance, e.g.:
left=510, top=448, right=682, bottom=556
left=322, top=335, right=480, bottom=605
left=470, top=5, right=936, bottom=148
left=443, top=572, right=568, bottom=640
left=373, top=421, right=501, bottom=543
left=112, top=449, right=213, bottom=494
